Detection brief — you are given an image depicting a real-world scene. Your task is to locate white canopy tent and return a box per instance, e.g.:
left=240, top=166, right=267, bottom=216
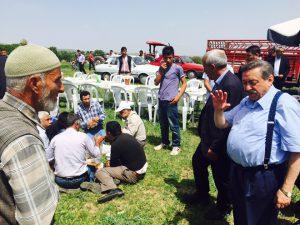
left=267, top=18, right=300, bottom=47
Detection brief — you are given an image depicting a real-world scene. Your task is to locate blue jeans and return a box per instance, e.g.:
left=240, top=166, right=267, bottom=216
left=158, top=100, right=180, bottom=147
left=55, top=168, right=94, bottom=189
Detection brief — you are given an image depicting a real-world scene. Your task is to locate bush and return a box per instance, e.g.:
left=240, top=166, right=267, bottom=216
left=191, top=56, right=202, bottom=64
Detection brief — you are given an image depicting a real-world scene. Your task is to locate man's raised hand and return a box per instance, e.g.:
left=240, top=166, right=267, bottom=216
left=211, top=90, right=231, bottom=111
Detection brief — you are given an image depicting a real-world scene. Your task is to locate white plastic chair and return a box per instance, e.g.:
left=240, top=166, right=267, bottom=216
left=134, top=87, right=153, bottom=121
left=62, top=83, right=80, bottom=113
left=121, top=75, right=135, bottom=85
left=178, top=92, right=194, bottom=130
left=145, top=75, right=156, bottom=87
left=187, top=78, right=202, bottom=89
left=88, top=74, right=102, bottom=82
left=110, top=86, right=133, bottom=118
left=73, top=71, right=87, bottom=79
left=110, top=74, right=123, bottom=83
left=152, top=88, right=160, bottom=124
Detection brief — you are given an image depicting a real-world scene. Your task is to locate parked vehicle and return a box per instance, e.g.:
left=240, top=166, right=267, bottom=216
left=150, top=55, right=204, bottom=79
left=95, top=56, right=159, bottom=84
left=207, top=40, right=300, bottom=87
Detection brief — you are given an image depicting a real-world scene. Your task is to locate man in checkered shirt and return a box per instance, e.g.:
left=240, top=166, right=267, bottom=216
left=77, top=90, right=106, bottom=137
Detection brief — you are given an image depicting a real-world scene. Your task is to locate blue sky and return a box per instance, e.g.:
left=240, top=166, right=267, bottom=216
left=1, top=0, right=299, bottom=55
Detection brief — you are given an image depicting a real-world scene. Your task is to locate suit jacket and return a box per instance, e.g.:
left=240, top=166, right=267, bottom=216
left=267, top=56, right=290, bottom=79
left=0, top=55, right=7, bottom=99
left=118, top=55, right=132, bottom=74
left=198, top=71, right=244, bottom=155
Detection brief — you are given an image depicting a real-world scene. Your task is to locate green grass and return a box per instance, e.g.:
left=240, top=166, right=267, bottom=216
left=55, top=63, right=300, bottom=225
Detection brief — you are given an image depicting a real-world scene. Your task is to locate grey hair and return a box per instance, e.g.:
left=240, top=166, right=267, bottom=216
left=203, top=49, right=227, bottom=68
left=38, top=111, right=50, bottom=120
left=6, top=72, right=46, bottom=92
left=241, top=60, right=274, bottom=80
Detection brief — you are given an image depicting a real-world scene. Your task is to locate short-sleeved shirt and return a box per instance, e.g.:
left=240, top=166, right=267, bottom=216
left=158, top=64, right=185, bottom=101
left=225, top=86, right=300, bottom=167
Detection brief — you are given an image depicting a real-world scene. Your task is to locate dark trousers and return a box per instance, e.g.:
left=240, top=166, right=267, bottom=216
left=192, top=142, right=231, bottom=210
left=79, top=63, right=86, bottom=74
left=159, top=100, right=180, bottom=147
left=230, top=162, right=286, bottom=225
left=89, top=61, right=95, bottom=70
left=273, top=76, right=284, bottom=90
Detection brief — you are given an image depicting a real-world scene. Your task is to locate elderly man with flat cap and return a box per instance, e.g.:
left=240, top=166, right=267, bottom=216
left=0, top=41, right=64, bottom=225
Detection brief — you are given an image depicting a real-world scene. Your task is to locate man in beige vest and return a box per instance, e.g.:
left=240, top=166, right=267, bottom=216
left=0, top=41, right=64, bottom=225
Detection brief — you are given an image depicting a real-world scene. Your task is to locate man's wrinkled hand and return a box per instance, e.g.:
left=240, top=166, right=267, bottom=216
left=274, top=189, right=291, bottom=209
left=211, top=90, right=231, bottom=111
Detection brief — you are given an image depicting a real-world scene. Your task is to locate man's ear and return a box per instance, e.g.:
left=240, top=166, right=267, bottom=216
left=26, top=75, right=42, bottom=94
left=269, top=75, right=274, bottom=85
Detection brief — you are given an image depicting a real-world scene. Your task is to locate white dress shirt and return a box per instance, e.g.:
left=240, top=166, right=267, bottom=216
left=46, top=127, right=101, bottom=178
left=78, top=54, right=85, bottom=63
left=274, top=57, right=281, bottom=77
left=37, top=125, right=50, bottom=149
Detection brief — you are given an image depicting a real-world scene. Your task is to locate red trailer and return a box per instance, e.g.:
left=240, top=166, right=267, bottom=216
left=207, top=40, right=300, bottom=87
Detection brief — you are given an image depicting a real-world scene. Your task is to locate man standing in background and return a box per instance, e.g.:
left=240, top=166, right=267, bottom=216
left=0, top=50, right=7, bottom=99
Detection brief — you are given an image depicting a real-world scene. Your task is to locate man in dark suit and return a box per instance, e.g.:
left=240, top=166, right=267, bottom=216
left=185, top=49, right=244, bottom=220
left=267, top=47, right=290, bottom=90
left=118, top=46, right=132, bottom=74
left=0, top=50, right=7, bottom=99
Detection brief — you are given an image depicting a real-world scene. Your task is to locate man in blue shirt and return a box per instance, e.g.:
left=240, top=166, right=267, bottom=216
left=154, top=46, right=187, bottom=155
left=212, top=60, right=300, bottom=225
left=77, top=90, right=106, bottom=137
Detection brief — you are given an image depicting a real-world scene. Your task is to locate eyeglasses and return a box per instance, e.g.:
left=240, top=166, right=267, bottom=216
left=242, top=79, right=259, bottom=87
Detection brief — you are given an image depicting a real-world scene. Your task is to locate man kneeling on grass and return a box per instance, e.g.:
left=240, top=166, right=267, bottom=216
left=96, top=121, right=147, bottom=203
left=46, top=113, right=103, bottom=192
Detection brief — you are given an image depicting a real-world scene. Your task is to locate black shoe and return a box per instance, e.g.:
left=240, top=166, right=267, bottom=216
left=97, top=188, right=124, bottom=204
left=80, top=182, right=102, bottom=194
left=204, top=206, right=231, bottom=220
left=182, top=192, right=210, bottom=206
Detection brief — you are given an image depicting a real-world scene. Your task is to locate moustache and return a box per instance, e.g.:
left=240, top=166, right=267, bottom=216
left=246, top=90, right=258, bottom=95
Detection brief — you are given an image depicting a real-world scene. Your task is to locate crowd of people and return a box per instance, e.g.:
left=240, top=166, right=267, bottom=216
left=0, top=41, right=299, bottom=225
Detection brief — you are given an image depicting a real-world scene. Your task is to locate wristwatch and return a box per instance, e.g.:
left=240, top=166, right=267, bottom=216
left=280, top=188, right=292, bottom=198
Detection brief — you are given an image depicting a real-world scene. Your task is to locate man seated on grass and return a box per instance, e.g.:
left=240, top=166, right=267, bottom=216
left=116, top=101, right=146, bottom=147
left=77, top=90, right=106, bottom=137
left=95, top=121, right=147, bottom=203
left=37, top=111, right=52, bottom=148
left=46, top=113, right=103, bottom=192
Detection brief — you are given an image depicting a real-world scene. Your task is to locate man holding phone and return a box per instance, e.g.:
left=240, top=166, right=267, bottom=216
left=154, top=46, right=187, bottom=155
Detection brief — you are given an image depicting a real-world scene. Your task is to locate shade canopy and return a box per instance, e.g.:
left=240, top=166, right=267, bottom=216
left=267, top=18, right=300, bottom=47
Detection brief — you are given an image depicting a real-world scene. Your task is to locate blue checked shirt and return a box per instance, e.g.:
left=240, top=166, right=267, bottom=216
left=77, top=100, right=106, bottom=130
left=225, top=86, right=300, bottom=167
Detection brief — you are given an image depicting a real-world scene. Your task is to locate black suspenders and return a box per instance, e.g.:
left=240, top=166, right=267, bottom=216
left=263, top=91, right=283, bottom=169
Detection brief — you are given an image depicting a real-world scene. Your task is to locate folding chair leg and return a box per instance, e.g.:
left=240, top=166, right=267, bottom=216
left=153, top=106, right=157, bottom=124
left=148, top=104, right=152, bottom=121
left=138, top=104, right=141, bottom=116
left=183, top=107, right=187, bottom=131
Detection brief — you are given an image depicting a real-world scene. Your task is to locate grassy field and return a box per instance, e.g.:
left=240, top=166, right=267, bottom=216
left=55, top=63, right=300, bottom=225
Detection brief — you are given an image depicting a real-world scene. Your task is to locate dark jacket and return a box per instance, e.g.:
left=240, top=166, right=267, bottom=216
left=110, top=133, right=146, bottom=171
left=267, top=55, right=290, bottom=79
left=0, top=55, right=7, bottom=99
left=198, top=71, right=244, bottom=155
left=118, top=55, right=132, bottom=74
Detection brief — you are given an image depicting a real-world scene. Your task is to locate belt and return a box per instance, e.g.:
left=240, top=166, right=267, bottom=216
left=232, top=161, right=286, bottom=171
left=56, top=171, right=88, bottom=180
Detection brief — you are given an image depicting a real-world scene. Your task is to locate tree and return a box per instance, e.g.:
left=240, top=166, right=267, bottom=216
left=49, top=46, right=59, bottom=58
left=94, top=49, right=106, bottom=57
left=191, top=56, right=202, bottom=64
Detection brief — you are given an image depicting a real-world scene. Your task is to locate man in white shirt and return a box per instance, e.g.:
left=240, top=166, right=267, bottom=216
left=116, top=101, right=146, bottom=147
left=37, top=111, right=52, bottom=148
left=46, top=113, right=103, bottom=190
left=77, top=50, right=86, bottom=74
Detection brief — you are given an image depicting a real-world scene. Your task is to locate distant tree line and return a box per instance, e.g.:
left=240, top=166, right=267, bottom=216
left=0, top=43, right=106, bottom=62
